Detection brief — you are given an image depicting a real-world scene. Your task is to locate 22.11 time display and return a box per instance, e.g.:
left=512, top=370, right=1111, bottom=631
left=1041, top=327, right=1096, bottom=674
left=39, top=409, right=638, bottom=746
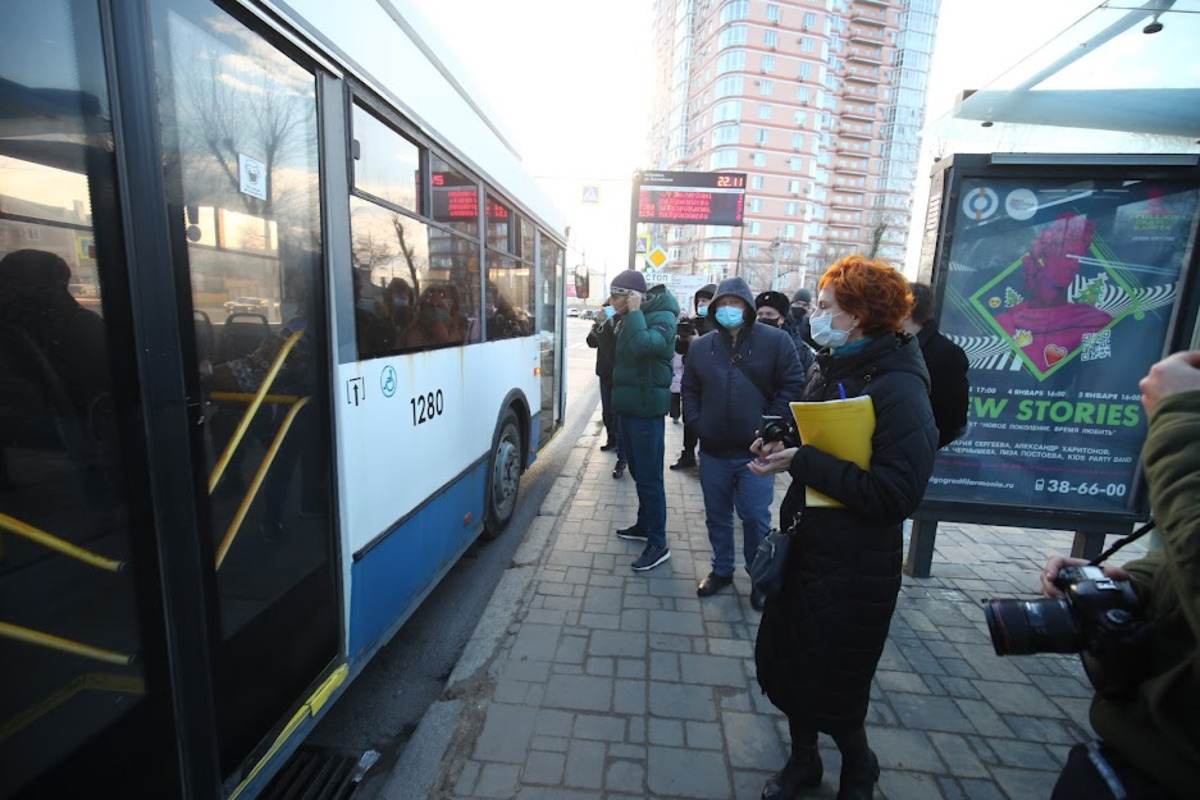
left=635, top=170, right=747, bottom=226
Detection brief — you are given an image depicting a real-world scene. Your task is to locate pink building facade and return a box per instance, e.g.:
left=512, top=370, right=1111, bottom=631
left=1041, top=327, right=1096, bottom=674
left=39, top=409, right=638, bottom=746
left=646, top=0, right=939, bottom=292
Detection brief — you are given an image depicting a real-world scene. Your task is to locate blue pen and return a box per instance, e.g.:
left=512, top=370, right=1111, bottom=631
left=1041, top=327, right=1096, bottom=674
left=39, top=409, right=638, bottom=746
left=838, top=382, right=847, bottom=400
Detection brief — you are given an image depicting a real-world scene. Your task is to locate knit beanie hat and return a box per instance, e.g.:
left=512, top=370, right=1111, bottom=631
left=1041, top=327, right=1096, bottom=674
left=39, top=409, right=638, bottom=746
left=792, top=288, right=812, bottom=304
left=610, top=269, right=647, bottom=294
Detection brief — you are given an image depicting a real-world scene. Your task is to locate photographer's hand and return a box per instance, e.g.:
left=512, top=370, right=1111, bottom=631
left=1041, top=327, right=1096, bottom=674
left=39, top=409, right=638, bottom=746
left=1041, top=555, right=1132, bottom=598
left=1140, top=349, right=1200, bottom=417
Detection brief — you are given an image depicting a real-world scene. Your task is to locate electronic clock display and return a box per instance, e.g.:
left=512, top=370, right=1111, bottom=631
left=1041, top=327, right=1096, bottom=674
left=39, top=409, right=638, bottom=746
left=636, top=171, right=747, bottom=226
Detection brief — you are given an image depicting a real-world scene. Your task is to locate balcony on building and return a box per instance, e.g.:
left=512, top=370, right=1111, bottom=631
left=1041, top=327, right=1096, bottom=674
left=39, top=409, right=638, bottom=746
left=855, top=0, right=890, bottom=8
left=846, top=48, right=883, bottom=67
left=840, top=104, right=875, bottom=122
left=849, top=28, right=885, bottom=46
left=850, top=9, right=888, bottom=28
left=842, top=82, right=877, bottom=102
left=839, top=123, right=873, bottom=140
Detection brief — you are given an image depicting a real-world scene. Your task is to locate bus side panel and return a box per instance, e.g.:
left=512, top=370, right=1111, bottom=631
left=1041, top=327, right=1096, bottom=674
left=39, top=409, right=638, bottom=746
left=347, top=461, right=486, bottom=658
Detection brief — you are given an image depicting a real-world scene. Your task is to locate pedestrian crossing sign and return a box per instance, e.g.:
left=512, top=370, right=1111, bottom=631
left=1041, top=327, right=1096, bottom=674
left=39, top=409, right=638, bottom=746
left=636, top=234, right=650, bottom=255
left=582, top=185, right=600, bottom=203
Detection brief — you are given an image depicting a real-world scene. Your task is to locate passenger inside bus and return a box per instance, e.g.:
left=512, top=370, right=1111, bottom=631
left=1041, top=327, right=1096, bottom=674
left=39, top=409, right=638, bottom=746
left=0, top=249, right=114, bottom=501
left=398, top=282, right=470, bottom=350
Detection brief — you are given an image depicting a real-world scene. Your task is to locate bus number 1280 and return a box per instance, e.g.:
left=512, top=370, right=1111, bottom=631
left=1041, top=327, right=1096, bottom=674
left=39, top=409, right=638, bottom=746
left=411, top=390, right=445, bottom=425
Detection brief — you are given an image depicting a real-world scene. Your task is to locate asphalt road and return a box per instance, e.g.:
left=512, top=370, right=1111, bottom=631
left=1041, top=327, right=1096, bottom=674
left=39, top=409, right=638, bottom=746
left=305, top=319, right=601, bottom=796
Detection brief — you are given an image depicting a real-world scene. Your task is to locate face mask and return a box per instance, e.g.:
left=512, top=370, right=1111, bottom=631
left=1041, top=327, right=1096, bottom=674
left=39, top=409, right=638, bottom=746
left=393, top=298, right=408, bottom=309
left=715, top=306, right=744, bottom=330
left=810, top=311, right=850, bottom=348
left=757, top=315, right=782, bottom=328
left=790, top=304, right=808, bottom=320
left=696, top=304, right=709, bottom=317
left=603, top=306, right=615, bottom=319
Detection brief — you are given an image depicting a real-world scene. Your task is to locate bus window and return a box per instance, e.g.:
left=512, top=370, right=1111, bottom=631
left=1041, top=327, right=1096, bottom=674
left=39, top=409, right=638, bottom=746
left=350, top=197, right=481, bottom=357
left=352, top=103, right=421, bottom=214
left=486, top=252, right=535, bottom=340
left=429, top=153, right=480, bottom=239
left=486, top=193, right=512, bottom=253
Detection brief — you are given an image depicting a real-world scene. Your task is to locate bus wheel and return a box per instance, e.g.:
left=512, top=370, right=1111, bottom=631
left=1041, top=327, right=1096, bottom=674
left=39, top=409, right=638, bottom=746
left=482, top=409, right=521, bottom=539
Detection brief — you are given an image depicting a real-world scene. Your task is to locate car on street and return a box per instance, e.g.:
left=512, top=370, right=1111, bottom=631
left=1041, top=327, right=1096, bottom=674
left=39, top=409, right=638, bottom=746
left=224, top=296, right=270, bottom=315
left=567, top=307, right=580, bottom=318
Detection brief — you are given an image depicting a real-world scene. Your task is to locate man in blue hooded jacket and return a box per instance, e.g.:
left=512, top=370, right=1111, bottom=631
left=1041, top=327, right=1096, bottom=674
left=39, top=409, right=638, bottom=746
left=682, top=277, right=806, bottom=608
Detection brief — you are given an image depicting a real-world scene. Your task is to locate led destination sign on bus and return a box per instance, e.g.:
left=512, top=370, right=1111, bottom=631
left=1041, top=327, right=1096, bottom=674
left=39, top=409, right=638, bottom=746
left=430, top=172, right=509, bottom=221
left=636, top=170, right=747, bottom=226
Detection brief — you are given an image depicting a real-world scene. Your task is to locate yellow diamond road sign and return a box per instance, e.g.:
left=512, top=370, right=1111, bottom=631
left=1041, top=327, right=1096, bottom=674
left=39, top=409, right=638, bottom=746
left=646, top=246, right=669, bottom=269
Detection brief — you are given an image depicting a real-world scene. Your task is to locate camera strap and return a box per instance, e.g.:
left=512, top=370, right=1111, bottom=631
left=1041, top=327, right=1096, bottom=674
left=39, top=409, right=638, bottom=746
left=1089, top=519, right=1156, bottom=566
left=729, top=352, right=774, bottom=406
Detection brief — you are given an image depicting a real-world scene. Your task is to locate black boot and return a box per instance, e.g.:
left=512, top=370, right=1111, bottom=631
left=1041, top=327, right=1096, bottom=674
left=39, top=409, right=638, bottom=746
left=833, top=728, right=878, bottom=800
left=762, top=729, right=822, bottom=800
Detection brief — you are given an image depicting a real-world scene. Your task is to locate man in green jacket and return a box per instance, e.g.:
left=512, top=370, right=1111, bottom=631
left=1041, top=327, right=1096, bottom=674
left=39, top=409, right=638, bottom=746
left=608, top=269, right=679, bottom=571
left=1043, top=349, right=1200, bottom=799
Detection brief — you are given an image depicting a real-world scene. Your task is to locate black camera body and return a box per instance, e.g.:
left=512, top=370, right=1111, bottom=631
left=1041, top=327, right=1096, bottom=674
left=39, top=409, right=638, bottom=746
left=759, top=415, right=791, bottom=444
left=984, top=565, right=1149, bottom=699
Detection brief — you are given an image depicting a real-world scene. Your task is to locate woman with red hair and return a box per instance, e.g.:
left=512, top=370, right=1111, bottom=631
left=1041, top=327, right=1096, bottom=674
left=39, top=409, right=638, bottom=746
left=749, top=255, right=938, bottom=800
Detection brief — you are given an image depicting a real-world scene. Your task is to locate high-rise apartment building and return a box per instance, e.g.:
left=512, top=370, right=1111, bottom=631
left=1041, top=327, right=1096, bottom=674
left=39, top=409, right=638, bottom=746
left=646, top=0, right=939, bottom=291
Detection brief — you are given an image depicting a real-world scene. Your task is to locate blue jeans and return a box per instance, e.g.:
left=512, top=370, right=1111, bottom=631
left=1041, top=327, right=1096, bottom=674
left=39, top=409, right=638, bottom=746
left=698, top=453, right=773, bottom=576
left=618, top=414, right=666, bottom=548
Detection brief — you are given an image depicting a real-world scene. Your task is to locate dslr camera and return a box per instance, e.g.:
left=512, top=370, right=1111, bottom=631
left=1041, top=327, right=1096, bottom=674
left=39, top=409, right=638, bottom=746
left=759, top=414, right=792, bottom=445
left=983, top=565, right=1149, bottom=699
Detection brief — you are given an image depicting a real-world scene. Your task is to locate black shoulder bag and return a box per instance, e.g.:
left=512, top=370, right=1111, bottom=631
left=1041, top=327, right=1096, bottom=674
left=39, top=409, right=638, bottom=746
left=749, top=511, right=801, bottom=598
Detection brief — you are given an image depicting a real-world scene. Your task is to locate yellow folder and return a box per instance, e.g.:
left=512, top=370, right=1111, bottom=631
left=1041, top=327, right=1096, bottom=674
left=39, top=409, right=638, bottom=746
left=789, top=395, right=876, bottom=508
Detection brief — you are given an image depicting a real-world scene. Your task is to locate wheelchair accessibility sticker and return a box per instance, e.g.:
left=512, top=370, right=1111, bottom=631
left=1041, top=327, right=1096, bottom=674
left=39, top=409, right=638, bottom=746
left=380, top=365, right=397, bottom=398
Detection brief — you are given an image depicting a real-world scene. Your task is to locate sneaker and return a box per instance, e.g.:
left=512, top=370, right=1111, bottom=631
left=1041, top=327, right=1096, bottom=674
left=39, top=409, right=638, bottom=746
left=612, top=459, right=626, bottom=479
left=669, top=452, right=697, bottom=471
left=632, top=543, right=670, bottom=571
left=616, top=525, right=648, bottom=542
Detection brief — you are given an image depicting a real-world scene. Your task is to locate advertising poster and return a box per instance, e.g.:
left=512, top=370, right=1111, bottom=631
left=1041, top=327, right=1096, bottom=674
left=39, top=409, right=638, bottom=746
left=927, top=175, right=1199, bottom=518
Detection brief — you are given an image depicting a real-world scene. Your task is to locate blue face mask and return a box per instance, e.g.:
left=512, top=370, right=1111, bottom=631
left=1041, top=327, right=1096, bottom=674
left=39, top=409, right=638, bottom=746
left=810, top=311, right=851, bottom=348
left=603, top=306, right=615, bottom=319
left=393, top=298, right=408, bottom=309
left=696, top=305, right=708, bottom=317
left=715, top=306, right=744, bottom=330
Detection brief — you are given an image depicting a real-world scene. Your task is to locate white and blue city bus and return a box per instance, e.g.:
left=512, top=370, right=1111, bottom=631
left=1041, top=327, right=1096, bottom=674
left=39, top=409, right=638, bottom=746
left=0, top=0, right=565, bottom=797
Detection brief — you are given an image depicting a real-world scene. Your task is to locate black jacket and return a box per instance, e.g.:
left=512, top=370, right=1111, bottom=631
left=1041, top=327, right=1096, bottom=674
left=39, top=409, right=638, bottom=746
left=586, top=314, right=618, bottom=379
left=755, top=333, right=937, bottom=734
left=917, top=321, right=969, bottom=449
left=681, top=322, right=806, bottom=458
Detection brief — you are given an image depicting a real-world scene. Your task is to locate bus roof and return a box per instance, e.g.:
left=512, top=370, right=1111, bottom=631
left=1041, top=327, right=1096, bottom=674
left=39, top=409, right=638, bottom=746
left=276, top=0, right=567, bottom=239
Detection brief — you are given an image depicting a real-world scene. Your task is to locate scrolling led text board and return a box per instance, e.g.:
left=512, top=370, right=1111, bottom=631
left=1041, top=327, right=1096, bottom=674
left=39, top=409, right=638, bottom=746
left=636, top=171, right=746, bottom=226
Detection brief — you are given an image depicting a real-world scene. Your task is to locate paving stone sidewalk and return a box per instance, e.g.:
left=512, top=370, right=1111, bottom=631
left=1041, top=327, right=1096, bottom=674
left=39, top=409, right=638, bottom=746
left=429, top=411, right=1148, bottom=800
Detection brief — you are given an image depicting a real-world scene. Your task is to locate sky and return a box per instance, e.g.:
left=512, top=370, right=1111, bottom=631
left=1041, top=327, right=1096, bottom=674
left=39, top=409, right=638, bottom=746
left=409, top=0, right=1104, bottom=286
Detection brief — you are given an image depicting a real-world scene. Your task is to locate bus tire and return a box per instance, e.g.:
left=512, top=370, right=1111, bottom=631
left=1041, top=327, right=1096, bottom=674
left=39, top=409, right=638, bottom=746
left=482, top=408, right=522, bottom=539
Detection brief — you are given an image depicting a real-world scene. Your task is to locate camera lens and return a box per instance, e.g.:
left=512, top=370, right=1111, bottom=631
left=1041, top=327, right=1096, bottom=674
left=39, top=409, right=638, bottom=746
left=983, top=598, right=1081, bottom=656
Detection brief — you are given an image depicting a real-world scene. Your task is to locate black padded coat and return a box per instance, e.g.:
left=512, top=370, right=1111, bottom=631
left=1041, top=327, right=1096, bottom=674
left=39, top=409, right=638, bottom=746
left=755, top=333, right=937, bottom=734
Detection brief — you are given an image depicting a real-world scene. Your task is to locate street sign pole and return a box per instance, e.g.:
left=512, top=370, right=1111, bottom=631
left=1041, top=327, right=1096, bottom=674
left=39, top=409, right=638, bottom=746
left=627, top=171, right=641, bottom=272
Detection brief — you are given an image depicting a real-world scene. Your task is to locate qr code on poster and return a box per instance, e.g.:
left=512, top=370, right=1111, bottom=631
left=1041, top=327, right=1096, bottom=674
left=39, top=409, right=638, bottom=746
left=1081, top=329, right=1111, bottom=362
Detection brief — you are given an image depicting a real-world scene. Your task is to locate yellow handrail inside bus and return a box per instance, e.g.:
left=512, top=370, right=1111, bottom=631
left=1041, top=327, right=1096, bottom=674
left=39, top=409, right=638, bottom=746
left=208, top=328, right=306, bottom=495
left=209, top=392, right=300, bottom=405
left=0, top=621, right=135, bottom=667
left=0, top=513, right=124, bottom=573
left=228, top=663, right=349, bottom=800
left=0, top=672, right=144, bottom=743
left=214, top=396, right=311, bottom=569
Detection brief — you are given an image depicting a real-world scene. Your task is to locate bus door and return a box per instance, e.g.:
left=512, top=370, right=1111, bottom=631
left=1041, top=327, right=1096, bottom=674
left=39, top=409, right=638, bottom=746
left=145, top=0, right=342, bottom=781
left=1, top=1, right=191, bottom=795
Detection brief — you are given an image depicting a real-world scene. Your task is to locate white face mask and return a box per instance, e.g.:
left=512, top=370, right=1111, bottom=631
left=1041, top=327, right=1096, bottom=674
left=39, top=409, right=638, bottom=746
left=810, top=311, right=851, bottom=348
